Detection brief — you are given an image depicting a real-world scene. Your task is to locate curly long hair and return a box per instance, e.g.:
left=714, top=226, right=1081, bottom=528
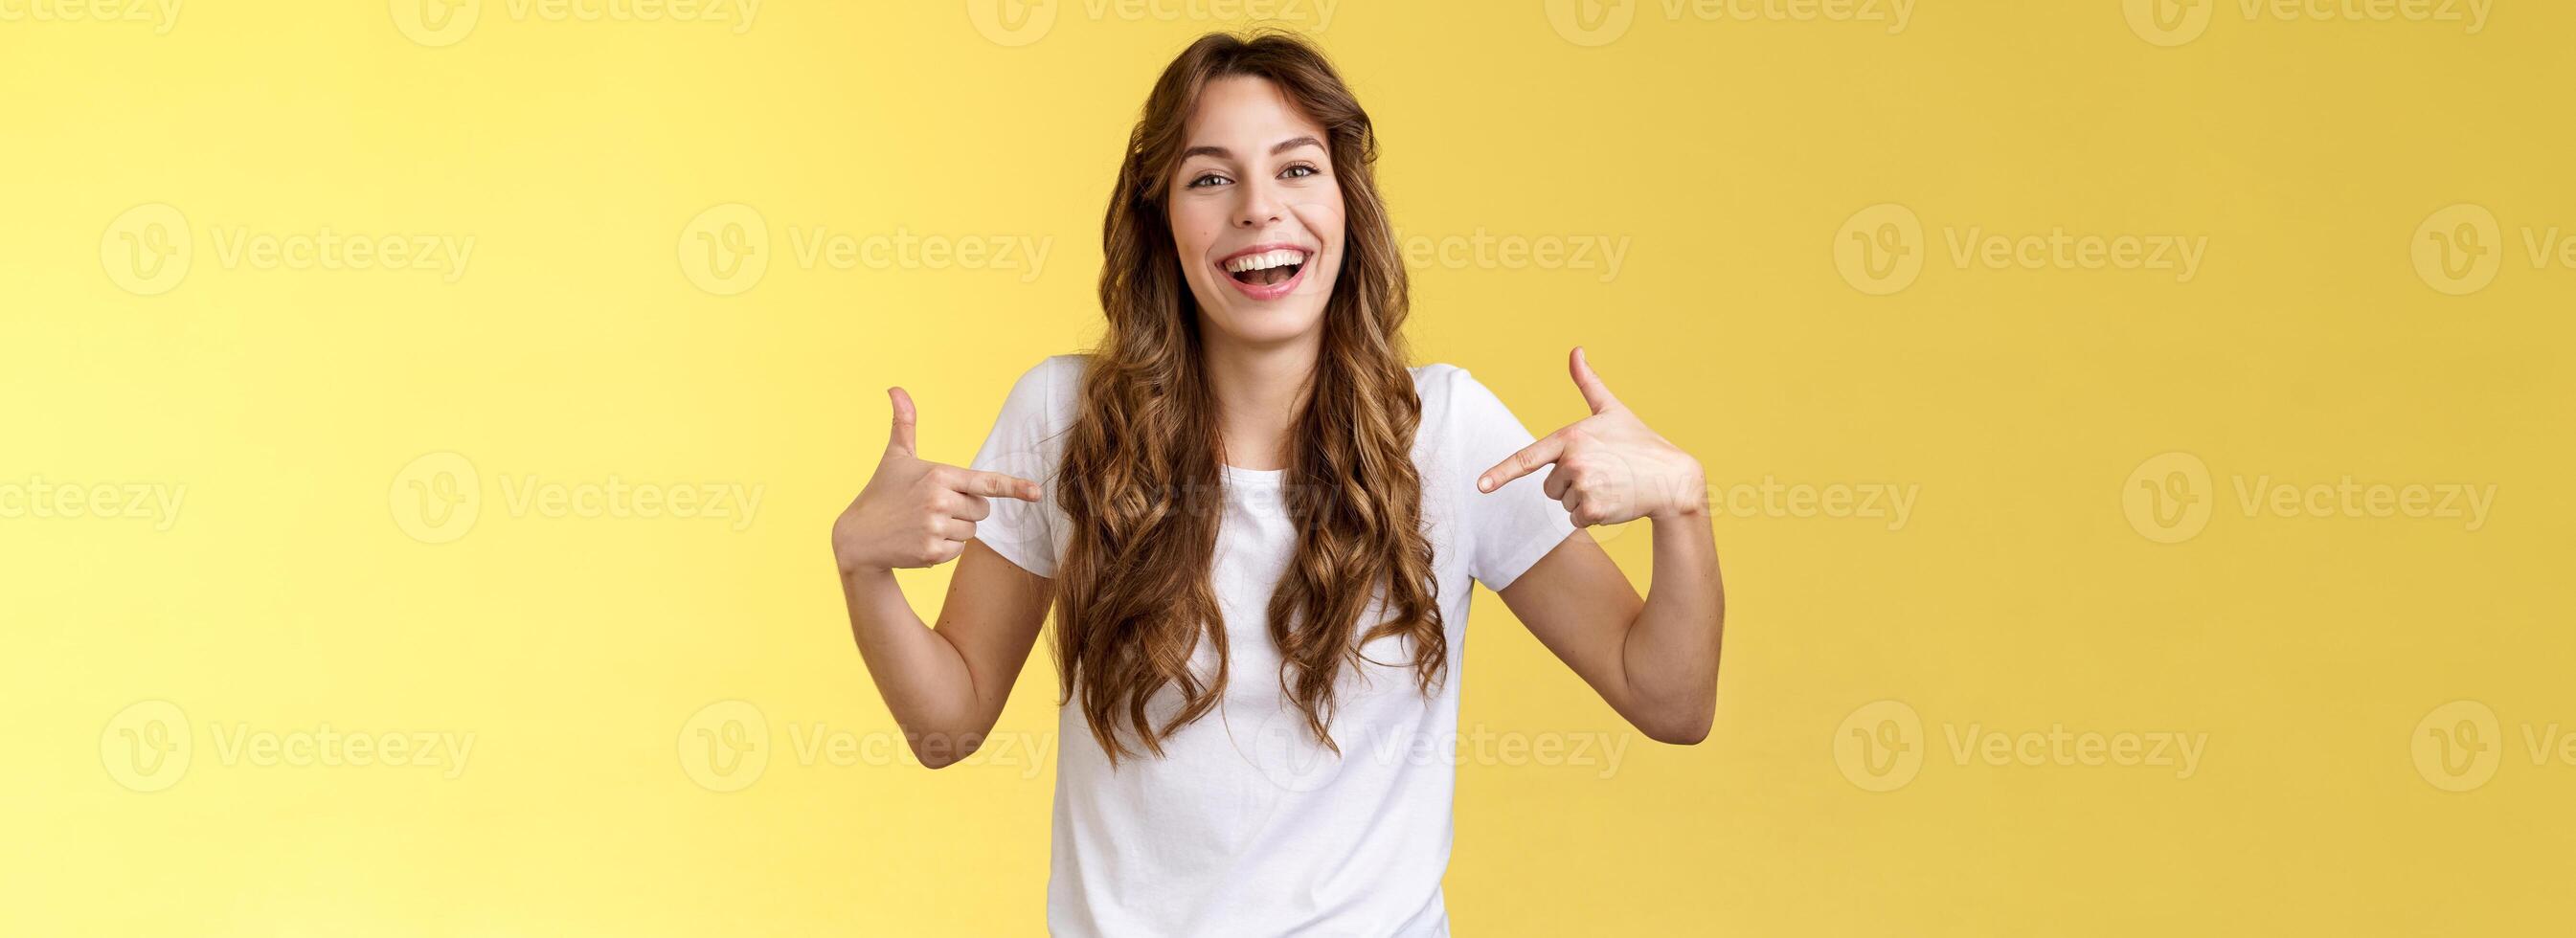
left=1051, top=31, right=1441, bottom=766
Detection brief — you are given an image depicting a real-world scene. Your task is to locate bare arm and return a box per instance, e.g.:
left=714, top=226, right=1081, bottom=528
left=1480, top=347, right=1726, bottom=744
left=832, top=388, right=1055, bottom=768
left=1497, top=510, right=1723, bottom=744
left=841, top=542, right=1051, bottom=767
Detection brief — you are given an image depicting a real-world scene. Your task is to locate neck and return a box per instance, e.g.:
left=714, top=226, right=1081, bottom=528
left=1199, top=325, right=1320, bottom=472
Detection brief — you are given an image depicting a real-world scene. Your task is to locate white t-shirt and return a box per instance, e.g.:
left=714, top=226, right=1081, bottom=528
left=966, top=353, right=1578, bottom=938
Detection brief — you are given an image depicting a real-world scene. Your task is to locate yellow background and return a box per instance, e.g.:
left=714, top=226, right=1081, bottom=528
left=6, top=1, right=2570, bottom=934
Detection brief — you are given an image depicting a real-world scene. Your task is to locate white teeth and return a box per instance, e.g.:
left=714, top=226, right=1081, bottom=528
left=1225, top=249, right=1307, bottom=273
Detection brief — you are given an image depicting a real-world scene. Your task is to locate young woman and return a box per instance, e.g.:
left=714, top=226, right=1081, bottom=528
left=830, top=32, right=1724, bottom=937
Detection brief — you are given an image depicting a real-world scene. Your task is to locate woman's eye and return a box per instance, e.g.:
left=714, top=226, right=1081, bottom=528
left=1281, top=164, right=1319, bottom=179
left=1187, top=172, right=1232, bottom=189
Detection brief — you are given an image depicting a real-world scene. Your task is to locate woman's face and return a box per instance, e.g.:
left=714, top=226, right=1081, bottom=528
left=1167, top=75, right=1344, bottom=348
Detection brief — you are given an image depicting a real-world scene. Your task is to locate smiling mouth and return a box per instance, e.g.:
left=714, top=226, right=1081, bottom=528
left=1224, top=248, right=1308, bottom=287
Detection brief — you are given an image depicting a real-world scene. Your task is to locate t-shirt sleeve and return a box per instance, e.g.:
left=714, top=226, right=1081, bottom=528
left=1446, top=368, right=1579, bottom=592
left=964, top=358, right=1070, bottom=578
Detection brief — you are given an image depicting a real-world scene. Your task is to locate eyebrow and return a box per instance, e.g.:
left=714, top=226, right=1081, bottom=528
left=1180, top=136, right=1325, bottom=161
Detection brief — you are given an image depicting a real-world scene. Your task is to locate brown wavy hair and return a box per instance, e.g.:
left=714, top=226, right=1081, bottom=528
left=1051, top=31, right=1441, bottom=766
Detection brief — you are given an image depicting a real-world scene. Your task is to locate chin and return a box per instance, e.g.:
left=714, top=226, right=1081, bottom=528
left=1203, top=302, right=1328, bottom=346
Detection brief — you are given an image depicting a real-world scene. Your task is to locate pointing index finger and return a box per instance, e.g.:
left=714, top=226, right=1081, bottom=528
left=1478, top=433, right=1566, bottom=494
left=955, top=469, right=1044, bottom=502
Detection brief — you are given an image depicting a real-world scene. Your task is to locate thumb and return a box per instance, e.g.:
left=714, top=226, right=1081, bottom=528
left=1569, top=346, right=1621, bottom=414
left=885, top=387, right=917, bottom=457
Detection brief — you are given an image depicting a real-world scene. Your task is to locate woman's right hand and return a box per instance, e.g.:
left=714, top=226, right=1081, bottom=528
left=832, top=387, right=1043, bottom=574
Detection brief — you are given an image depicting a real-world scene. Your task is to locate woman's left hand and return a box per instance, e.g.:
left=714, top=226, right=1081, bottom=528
left=1478, top=346, right=1706, bottom=526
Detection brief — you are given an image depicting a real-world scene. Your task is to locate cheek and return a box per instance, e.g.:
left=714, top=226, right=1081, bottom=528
left=1285, top=199, right=1344, bottom=261
left=1169, top=199, right=1223, bottom=262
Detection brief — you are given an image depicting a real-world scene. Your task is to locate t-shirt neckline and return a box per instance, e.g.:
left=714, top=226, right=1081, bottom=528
left=1222, top=463, right=1284, bottom=486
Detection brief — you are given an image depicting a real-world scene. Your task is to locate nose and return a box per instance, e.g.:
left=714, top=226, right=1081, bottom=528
left=1232, top=176, right=1283, bottom=230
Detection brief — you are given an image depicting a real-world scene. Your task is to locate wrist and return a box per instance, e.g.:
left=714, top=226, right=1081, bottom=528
left=1650, top=463, right=1709, bottom=522
left=839, top=555, right=897, bottom=581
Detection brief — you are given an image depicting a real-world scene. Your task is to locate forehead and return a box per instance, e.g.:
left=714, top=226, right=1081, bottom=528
left=1184, top=75, right=1326, bottom=149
